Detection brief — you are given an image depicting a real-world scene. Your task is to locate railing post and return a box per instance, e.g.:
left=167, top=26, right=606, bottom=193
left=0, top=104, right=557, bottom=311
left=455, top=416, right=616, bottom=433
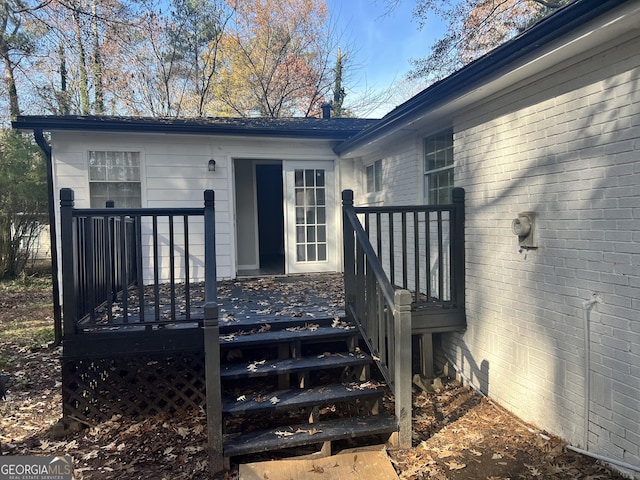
left=342, top=190, right=356, bottom=308
left=60, top=188, right=77, bottom=339
left=203, top=302, right=224, bottom=473
left=204, top=190, right=217, bottom=303
left=393, top=289, right=412, bottom=449
left=451, top=187, right=465, bottom=311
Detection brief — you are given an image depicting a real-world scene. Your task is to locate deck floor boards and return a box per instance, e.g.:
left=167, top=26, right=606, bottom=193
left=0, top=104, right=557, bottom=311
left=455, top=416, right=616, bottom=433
left=78, top=273, right=345, bottom=333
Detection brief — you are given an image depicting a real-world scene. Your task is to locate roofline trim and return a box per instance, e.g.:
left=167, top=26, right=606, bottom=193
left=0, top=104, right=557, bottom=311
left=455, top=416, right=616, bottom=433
left=12, top=116, right=370, bottom=141
left=334, top=0, right=628, bottom=155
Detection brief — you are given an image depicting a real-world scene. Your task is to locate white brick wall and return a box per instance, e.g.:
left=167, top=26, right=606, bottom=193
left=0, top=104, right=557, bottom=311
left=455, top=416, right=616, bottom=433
left=343, top=137, right=422, bottom=207
left=443, top=33, right=640, bottom=472
left=340, top=27, right=640, bottom=476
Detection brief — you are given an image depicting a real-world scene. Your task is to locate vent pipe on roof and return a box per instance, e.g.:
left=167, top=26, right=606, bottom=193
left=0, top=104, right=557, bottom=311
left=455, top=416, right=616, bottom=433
left=321, top=103, right=332, bottom=119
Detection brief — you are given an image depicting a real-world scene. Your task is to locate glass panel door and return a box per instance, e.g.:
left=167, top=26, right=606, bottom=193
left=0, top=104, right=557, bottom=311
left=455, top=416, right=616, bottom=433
left=284, top=161, right=336, bottom=273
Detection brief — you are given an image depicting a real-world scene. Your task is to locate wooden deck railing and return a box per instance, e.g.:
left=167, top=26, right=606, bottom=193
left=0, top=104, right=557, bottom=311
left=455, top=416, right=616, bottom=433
left=59, top=188, right=224, bottom=471
left=352, top=188, right=465, bottom=311
left=342, top=190, right=413, bottom=448
left=59, top=188, right=218, bottom=337
left=342, top=188, right=466, bottom=448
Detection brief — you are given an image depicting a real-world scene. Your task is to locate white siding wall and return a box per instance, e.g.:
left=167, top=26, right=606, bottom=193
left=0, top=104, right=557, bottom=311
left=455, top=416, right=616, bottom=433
left=445, top=33, right=640, bottom=470
left=51, top=131, right=338, bottom=282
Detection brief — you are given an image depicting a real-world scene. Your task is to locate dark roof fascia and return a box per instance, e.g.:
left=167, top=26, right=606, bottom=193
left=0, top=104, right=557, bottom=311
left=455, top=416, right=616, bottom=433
left=334, top=0, right=628, bottom=155
left=12, top=115, right=377, bottom=141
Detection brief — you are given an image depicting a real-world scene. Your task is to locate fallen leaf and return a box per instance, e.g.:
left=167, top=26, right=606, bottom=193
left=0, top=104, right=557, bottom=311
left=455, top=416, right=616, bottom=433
left=446, top=461, right=466, bottom=470
left=438, top=450, right=455, bottom=458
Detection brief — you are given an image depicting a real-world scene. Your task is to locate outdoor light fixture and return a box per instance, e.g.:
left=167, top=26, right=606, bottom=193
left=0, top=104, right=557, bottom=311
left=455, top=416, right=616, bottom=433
left=208, top=159, right=216, bottom=172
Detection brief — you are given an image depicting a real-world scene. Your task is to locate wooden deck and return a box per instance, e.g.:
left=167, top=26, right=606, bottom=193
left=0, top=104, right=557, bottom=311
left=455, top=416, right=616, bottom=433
left=58, top=188, right=466, bottom=464
left=63, top=273, right=345, bottom=357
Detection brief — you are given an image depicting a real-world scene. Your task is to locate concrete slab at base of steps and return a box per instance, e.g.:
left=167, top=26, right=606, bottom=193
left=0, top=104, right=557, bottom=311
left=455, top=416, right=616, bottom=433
left=238, top=445, right=399, bottom=480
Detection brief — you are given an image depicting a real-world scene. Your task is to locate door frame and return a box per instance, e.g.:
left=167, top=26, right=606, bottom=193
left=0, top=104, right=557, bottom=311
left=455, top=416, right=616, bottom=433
left=283, top=160, right=338, bottom=274
left=232, top=156, right=339, bottom=277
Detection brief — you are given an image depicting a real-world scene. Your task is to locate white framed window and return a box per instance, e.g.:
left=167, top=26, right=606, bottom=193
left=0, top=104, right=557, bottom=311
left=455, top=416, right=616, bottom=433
left=88, top=151, right=141, bottom=208
left=424, top=129, right=453, bottom=204
left=294, top=168, right=327, bottom=262
left=366, top=159, right=382, bottom=193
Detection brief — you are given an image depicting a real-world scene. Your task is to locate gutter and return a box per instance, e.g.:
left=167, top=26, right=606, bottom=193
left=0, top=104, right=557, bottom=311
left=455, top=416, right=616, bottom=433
left=334, top=0, right=628, bottom=155
left=33, top=130, right=62, bottom=348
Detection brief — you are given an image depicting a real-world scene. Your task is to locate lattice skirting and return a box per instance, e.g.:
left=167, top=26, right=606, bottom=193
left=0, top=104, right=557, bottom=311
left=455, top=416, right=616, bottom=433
left=62, top=351, right=206, bottom=422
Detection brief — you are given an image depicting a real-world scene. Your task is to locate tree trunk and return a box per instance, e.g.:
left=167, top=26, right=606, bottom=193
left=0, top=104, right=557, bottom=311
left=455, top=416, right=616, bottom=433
left=0, top=37, right=20, bottom=118
left=73, top=9, right=90, bottom=114
left=58, top=43, right=71, bottom=115
left=92, top=0, right=104, bottom=114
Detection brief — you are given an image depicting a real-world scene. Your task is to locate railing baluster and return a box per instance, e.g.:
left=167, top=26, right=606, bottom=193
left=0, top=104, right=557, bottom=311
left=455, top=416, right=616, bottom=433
left=376, top=212, right=382, bottom=261
left=135, top=216, right=145, bottom=326
left=120, top=214, right=129, bottom=324
left=184, top=215, right=190, bottom=321
left=413, top=211, right=420, bottom=304
left=105, top=212, right=114, bottom=325
left=401, top=212, right=407, bottom=290
left=365, top=260, right=376, bottom=347
left=426, top=212, right=432, bottom=302
left=94, top=218, right=104, bottom=315
left=86, top=216, right=96, bottom=324
left=75, top=217, right=85, bottom=319
left=364, top=212, right=370, bottom=240
left=153, top=216, right=160, bottom=321
left=437, top=211, right=444, bottom=301
left=388, top=212, right=395, bottom=286
left=169, top=215, right=176, bottom=321
left=355, top=240, right=365, bottom=322
left=376, top=282, right=385, bottom=365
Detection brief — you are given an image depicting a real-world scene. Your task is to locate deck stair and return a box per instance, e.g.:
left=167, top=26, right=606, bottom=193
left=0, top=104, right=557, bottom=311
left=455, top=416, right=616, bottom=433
left=216, top=313, right=398, bottom=460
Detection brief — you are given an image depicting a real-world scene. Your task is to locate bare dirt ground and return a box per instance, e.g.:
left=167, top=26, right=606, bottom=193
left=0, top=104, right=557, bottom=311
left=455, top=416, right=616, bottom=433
left=0, top=276, right=628, bottom=479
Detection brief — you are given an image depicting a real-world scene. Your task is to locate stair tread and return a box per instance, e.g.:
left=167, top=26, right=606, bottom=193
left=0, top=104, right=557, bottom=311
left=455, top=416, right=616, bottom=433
left=223, top=382, right=385, bottom=415
left=221, top=352, right=373, bottom=379
left=224, top=414, right=397, bottom=458
left=219, top=313, right=346, bottom=333
left=220, top=324, right=358, bottom=347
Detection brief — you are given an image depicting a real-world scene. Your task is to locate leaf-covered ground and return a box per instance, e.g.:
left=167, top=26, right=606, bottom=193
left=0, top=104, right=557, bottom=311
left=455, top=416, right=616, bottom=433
left=0, top=276, right=629, bottom=479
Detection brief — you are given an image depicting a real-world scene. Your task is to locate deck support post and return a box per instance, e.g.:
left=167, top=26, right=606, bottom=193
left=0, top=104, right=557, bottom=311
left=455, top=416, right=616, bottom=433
left=342, top=190, right=356, bottom=309
left=420, top=333, right=435, bottom=378
left=393, top=289, right=413, bottom=449
left=59, top=188, right=77, bottom=339
left=452, top=187, right=466, bottom=313
left=204, top=190, right=217, bottom=303
left=204, top=302, right=224, bottom=474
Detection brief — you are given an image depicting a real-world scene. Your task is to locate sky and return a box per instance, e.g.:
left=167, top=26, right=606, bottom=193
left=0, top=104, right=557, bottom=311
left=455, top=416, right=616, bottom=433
left=323, top=0, right=446, bottom=117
